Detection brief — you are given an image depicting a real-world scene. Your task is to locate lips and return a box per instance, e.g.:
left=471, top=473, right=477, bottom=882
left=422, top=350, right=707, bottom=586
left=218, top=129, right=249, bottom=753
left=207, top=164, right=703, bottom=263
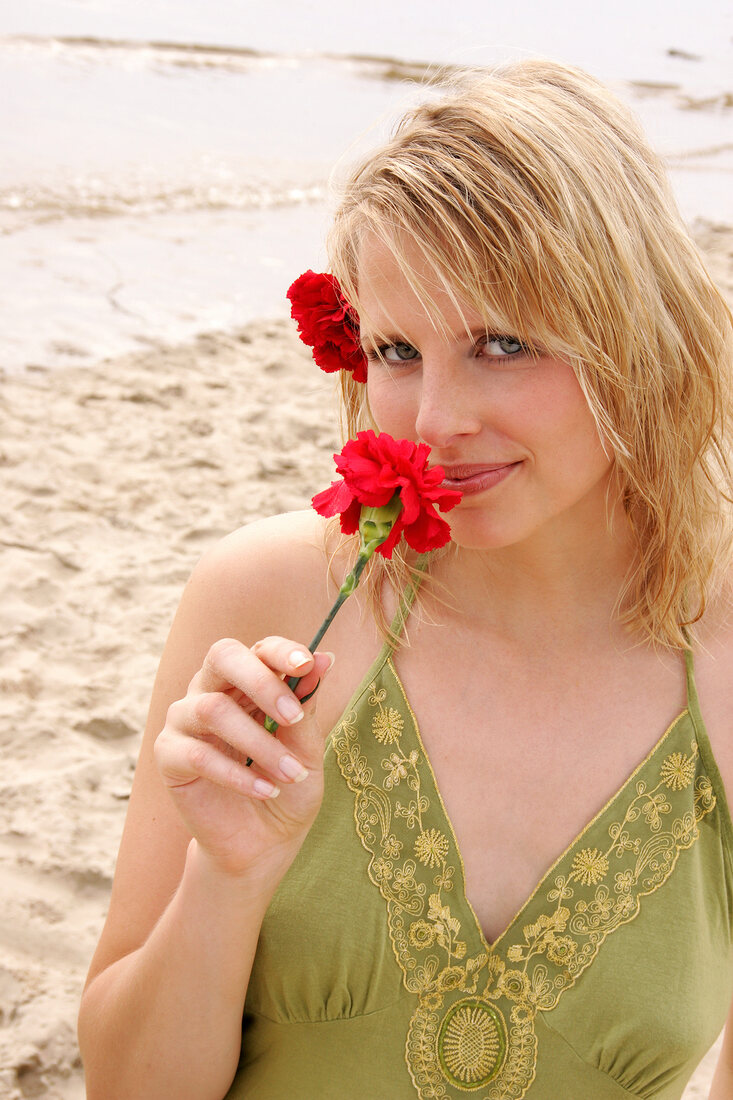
left=439, top=462, right=520, bottom=495
left=440, top=463, right=514, bottom=479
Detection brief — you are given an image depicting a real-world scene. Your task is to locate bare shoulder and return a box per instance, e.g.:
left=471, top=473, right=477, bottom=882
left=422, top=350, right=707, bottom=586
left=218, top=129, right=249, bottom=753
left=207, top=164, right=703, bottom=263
left=184, top=509, right=347, bottom=641
left=83, top=510, right=351, bottom=986
left=143, top=509, right=348, bottom=716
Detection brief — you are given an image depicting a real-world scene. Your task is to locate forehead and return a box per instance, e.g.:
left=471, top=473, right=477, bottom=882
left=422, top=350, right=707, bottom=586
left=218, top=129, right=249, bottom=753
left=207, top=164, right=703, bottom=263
left=356, top=233, right=488, bottom=340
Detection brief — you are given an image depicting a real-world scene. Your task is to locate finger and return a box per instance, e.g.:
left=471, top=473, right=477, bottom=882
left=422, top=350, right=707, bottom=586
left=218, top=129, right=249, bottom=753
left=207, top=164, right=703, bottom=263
left=190, top=637, right=314, bottom=728
left=166, top=693, right=311, bottom=785
left=264, top=651, right=335, bottom=762
left=260, top=648, right=335, bottom=739
left=154, top=727, right=281, bottom=800
left=291, top=651, right=334, bottom=703
left=192, top=637, right=314, bottom=694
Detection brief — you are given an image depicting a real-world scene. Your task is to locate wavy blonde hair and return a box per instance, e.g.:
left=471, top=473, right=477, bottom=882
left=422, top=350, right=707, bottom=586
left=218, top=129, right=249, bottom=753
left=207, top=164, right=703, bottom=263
left=327, top=58, right=733, bottom=649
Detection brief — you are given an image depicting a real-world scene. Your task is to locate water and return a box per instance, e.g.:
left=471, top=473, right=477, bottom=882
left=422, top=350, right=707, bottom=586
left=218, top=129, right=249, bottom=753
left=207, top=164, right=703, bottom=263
left=1, top=0, right=731, bottom=370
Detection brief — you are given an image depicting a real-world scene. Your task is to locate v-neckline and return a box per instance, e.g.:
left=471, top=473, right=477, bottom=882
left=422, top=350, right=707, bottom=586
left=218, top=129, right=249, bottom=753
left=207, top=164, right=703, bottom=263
left=376, top=648, right=691, bottom=954
left=328, top=632, right=728, bottom=1100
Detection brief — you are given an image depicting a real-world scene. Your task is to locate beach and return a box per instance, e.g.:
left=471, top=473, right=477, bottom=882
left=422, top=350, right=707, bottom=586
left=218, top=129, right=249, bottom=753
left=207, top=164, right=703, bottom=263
left=1, top=0, right=732, bottom=1093
left=1, top=14, right=732, bottom=375
left=0, top=319, right=341, bottom=1098
left=0, top=221, right=731, bottom=1096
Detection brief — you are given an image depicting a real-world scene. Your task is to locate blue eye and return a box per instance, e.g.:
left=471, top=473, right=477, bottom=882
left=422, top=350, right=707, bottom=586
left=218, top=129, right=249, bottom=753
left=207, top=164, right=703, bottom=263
left=486, top=336, right=525, bottom=356
left=380, top=342, right=419, bottom=362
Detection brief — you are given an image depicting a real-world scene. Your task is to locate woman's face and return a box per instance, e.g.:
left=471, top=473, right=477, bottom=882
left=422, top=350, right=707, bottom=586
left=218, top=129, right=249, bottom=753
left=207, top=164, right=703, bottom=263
left=358, top=237, right=615, bottom=553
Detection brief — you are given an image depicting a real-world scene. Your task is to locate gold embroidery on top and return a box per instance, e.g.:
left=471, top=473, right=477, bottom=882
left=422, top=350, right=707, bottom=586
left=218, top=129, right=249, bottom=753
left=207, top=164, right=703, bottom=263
left=569, top=847, right=609, bottom=886
left=331, top=660, right=717, bottom=1100
left=660, top=751, right=696, bottom=790
left=371, top=682, right=406, bottom=744
left=415, top=829, right=451, bottom=868
left=438, top=998, right=508, bottom=1089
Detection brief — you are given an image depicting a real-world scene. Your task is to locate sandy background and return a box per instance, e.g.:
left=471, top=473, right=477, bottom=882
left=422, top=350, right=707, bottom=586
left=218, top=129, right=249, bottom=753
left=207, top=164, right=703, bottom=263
left=0, top=222, right=732, bottom=1097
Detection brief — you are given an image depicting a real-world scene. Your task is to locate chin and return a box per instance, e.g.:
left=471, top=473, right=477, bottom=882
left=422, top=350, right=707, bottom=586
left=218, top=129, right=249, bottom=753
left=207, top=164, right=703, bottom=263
left=445, top=519, right=519, bottom=552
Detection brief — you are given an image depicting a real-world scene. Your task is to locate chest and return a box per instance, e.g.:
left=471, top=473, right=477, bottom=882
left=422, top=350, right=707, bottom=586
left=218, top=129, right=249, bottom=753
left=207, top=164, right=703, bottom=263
left=391, top=637, right=690, bottom=944
left=246, top=694, right=733, bottom=1098
left=245, top=646, right=733, bottom=1099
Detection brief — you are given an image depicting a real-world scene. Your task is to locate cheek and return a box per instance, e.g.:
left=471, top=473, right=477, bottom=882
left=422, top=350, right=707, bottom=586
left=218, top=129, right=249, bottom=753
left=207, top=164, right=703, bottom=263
left=529, top=367, right=601, bottom=441
left=539, top=394, right=612, bottom=482
left=365, top=375, right=415, bottom=435
left=560, top=389, right=608, bottom=456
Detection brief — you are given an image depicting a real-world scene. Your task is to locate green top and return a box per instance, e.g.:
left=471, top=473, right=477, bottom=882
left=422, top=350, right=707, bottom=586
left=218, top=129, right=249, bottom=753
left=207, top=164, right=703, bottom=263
left=227, top=594, right=733, bottom=1099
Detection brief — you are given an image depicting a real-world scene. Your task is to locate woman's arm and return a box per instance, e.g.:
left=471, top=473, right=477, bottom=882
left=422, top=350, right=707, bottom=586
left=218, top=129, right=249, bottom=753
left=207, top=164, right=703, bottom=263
left=78, top=514, right=336, bottom=1100
left=710, top=1004, right=733, bottom=1099
left=79, top=838, right=285, bottom=1100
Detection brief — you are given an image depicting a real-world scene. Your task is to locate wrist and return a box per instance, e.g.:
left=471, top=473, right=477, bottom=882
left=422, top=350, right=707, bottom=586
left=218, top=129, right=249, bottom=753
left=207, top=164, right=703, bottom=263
left=185, top=838, right=297, bottom=907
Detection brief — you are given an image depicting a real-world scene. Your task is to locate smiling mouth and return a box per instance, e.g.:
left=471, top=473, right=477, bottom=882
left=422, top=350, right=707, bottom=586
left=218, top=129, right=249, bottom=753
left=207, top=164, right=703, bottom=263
left=440, top=463, right=520, bottom=494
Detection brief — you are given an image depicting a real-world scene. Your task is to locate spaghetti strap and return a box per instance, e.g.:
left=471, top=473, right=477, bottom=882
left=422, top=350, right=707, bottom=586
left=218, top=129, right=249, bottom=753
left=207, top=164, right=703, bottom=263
left=682, top=640, right=706, bottom=735
left=386, top=555, right=429, bottom=647
left=683, top=645, right=697, bottom=709
left=325, top=555, right=430, bottom=740
left=682, top=639, right=733, bottom=867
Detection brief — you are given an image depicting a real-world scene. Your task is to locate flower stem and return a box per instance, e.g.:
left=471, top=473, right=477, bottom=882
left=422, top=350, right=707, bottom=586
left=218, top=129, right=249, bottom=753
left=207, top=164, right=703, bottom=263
left=262, top=552, right=370, bottom=736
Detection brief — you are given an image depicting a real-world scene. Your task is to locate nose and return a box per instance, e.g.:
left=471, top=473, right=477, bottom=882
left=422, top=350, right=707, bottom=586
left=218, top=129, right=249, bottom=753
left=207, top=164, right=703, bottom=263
left=414, top=360, right=482, bottom=448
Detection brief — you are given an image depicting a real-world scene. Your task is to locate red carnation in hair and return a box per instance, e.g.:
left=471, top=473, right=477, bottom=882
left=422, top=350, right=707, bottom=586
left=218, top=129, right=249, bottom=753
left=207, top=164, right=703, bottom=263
left=287, top=270, right=368, bottom=383
left=312, top=431, right=462, bottom=557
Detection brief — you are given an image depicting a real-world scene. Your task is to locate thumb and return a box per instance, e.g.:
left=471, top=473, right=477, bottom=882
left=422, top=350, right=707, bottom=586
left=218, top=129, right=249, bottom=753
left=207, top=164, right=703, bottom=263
left=277, top=651, right=334, bottom=769
left=295, top=650, right=335, bottom=708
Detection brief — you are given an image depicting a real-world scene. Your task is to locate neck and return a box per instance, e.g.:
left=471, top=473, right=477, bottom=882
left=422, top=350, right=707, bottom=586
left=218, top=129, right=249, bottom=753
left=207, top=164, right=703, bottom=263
left=432, top=501, right=636, bottom=646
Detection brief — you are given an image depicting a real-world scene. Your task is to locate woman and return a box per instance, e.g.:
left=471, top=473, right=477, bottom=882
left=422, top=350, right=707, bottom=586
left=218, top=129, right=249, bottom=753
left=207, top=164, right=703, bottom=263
left=78, top=59, right=733, bottom=1098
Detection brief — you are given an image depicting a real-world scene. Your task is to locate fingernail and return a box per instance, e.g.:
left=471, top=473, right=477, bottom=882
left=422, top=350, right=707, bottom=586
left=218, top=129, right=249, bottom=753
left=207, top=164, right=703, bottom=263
left=279, top=754, right=309, bottom=782
left=289, top=650, right=311, bottom=670
left=277, top=695, right=304, bottom=724
left=322, top=652, right=336, bottom=672
left=253, top=778, right=280, bottom=798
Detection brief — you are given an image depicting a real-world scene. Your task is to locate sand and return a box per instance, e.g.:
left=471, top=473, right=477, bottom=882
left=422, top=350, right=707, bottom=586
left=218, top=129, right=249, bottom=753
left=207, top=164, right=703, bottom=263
left=1, top=222, right=732, bottom=1097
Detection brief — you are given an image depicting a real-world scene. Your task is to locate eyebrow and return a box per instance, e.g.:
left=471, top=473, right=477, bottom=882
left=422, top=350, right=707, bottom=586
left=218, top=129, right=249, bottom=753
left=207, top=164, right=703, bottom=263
left=359, top=331, right=409, bottom=352
left=359, top=325, right=511, bottom=352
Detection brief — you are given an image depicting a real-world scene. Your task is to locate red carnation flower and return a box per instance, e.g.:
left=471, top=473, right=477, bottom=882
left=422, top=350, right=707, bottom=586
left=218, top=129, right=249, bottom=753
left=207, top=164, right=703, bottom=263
left=312, top=430, right=462, bottom=557
left=260, top=432, right=461, bottom=739
left=287, top=270, right=368, bottom=383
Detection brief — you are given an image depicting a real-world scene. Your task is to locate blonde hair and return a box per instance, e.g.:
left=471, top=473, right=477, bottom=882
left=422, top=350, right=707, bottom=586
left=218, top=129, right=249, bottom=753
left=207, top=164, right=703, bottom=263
left=327, top=58, right=733, bottom=648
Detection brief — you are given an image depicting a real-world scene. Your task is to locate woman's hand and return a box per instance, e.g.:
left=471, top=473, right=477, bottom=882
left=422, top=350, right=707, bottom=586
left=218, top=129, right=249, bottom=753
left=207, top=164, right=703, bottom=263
left=154, top=636, right=333, bottom=880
